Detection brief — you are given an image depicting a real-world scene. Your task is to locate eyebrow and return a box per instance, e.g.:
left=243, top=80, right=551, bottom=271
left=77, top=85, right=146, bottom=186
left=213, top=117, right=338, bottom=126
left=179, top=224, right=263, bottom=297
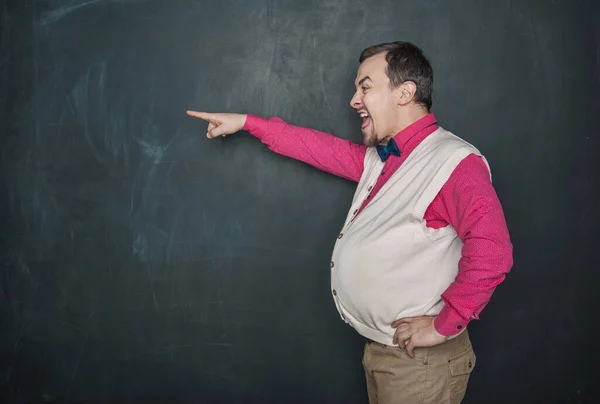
left=356, top=76, right=372, bottom=87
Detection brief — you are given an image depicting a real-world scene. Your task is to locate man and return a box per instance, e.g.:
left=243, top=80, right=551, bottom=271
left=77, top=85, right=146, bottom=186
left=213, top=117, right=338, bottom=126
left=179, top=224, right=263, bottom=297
left=187, top=41, right=513, bottom=404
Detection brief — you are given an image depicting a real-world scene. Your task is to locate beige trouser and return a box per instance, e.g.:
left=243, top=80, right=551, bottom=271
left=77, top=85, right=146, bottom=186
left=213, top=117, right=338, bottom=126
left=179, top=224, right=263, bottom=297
left=362, top=330, right=476, bottom=404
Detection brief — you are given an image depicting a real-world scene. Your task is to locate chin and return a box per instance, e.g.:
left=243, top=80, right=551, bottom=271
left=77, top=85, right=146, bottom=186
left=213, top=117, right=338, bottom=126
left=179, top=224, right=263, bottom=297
left=363, top=132, right=379, bottom=147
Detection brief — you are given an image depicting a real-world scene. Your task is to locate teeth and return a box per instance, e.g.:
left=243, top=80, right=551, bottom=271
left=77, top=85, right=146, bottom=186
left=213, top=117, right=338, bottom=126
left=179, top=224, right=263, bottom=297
left=359, top=112, right=369, bottom=118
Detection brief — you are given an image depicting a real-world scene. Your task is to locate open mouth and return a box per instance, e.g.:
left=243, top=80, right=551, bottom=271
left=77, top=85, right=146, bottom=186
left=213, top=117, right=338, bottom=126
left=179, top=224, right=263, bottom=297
left=360, top=111, right=371, bottom=129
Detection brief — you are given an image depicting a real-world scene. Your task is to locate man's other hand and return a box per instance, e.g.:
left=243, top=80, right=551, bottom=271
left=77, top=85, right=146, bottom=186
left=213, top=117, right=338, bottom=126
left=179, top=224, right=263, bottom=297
left=391, top=315, right=449, bottom=358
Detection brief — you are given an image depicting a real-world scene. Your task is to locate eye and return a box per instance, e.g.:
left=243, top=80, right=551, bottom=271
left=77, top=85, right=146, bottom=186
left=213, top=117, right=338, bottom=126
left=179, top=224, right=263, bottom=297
left=361, top=85, right=369, bottom=92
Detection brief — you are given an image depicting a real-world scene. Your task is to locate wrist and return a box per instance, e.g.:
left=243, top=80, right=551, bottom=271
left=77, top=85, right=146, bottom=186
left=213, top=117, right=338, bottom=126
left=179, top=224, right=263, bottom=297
left=433, top=321, right=449, bottom=341
left=434, top=306, right=469, bottom=337
left=242, top=114, right=269, bottom=139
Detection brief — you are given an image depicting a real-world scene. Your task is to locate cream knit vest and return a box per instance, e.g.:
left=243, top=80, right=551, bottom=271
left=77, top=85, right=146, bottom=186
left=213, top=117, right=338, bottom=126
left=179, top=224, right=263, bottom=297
left=329, top=127, right=490, bottom=345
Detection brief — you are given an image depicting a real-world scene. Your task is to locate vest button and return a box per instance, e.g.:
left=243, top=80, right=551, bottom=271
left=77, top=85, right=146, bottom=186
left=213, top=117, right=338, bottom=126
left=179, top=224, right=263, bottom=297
left=368, top=185, right=373, bottom=191
left=338, top=233, right=343, bottom=239
left=332, top=289, right=337, bottom=296
left=330, top=261, right=334, bottom=268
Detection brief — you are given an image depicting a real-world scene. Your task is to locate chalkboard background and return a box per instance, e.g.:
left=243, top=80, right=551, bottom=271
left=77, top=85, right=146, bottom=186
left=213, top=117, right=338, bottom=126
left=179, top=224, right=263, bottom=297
left=1, top=0, right=599, bottom=403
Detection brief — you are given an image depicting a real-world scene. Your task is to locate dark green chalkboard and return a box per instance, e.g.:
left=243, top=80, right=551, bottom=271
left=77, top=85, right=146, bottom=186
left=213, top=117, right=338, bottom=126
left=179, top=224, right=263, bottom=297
left=1, top=0, right=599, bottom=403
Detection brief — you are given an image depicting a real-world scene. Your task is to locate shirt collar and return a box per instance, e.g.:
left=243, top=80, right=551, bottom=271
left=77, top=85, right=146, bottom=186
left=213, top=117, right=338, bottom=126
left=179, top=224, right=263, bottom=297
left=390, top=112, right=438, bottom=152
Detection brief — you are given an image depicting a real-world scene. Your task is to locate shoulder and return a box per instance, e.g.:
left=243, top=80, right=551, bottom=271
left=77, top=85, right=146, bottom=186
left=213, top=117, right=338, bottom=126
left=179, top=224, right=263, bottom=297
left=426, top=127, right=483, bottom=155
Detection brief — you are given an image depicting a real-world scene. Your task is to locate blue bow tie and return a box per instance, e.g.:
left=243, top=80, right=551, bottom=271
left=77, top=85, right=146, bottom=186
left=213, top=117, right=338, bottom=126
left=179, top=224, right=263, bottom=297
left=376, top=138, right=400, bottom=162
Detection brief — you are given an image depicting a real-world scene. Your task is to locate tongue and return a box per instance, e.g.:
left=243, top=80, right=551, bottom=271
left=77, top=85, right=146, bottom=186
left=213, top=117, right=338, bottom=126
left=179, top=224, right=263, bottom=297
left=361, top=117, right=371, bottom=129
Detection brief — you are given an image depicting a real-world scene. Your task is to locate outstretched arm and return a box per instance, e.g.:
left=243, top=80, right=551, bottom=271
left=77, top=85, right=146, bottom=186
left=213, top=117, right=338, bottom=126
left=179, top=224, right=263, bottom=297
left=187, top=111, right=366, bottom=182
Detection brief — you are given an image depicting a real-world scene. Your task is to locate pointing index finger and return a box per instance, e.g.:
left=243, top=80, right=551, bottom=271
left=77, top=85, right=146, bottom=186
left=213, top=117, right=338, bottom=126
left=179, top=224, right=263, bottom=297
left=186, top=110, right=213, bottom=121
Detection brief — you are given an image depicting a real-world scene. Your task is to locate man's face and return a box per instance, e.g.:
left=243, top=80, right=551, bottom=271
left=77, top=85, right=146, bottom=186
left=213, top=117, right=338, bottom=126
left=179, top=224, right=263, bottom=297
left=350, top=53, right=402, bottom=147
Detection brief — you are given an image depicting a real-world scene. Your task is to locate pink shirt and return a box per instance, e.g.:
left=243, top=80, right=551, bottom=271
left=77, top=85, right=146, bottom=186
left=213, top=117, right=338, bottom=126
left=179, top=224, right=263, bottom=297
left=243, top=113, right=513, bottom=336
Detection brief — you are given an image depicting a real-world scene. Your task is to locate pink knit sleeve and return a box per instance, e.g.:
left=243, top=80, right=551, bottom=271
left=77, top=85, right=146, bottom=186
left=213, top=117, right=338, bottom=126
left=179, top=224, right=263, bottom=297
left=243, top=114, right=366, bottom=182
left=425, top=154, right=514, bottom=336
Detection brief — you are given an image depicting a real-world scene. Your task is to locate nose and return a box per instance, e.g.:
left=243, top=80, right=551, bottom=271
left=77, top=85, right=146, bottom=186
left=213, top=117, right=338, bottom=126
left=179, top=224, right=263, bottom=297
left=350, top=91, right=362, bottom=109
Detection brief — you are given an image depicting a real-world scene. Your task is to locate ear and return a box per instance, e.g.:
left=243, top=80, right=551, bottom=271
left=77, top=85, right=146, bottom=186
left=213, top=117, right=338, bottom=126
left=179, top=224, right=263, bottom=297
left=397, top=81, right=417, bottom=106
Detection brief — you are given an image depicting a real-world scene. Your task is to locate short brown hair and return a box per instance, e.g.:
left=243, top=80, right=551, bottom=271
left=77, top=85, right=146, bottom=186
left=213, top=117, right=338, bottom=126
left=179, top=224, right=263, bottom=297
left=359, top=41, right=433, bottom=110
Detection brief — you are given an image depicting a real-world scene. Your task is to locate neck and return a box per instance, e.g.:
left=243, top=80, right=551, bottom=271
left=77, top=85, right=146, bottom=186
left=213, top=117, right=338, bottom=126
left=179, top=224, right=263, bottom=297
left=381, top=105, right=429, bottom=143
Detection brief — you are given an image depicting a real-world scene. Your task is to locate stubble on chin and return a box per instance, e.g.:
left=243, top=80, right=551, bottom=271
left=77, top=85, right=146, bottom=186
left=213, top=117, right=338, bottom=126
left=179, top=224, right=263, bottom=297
left=363, top=131, right=379, bottom=147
